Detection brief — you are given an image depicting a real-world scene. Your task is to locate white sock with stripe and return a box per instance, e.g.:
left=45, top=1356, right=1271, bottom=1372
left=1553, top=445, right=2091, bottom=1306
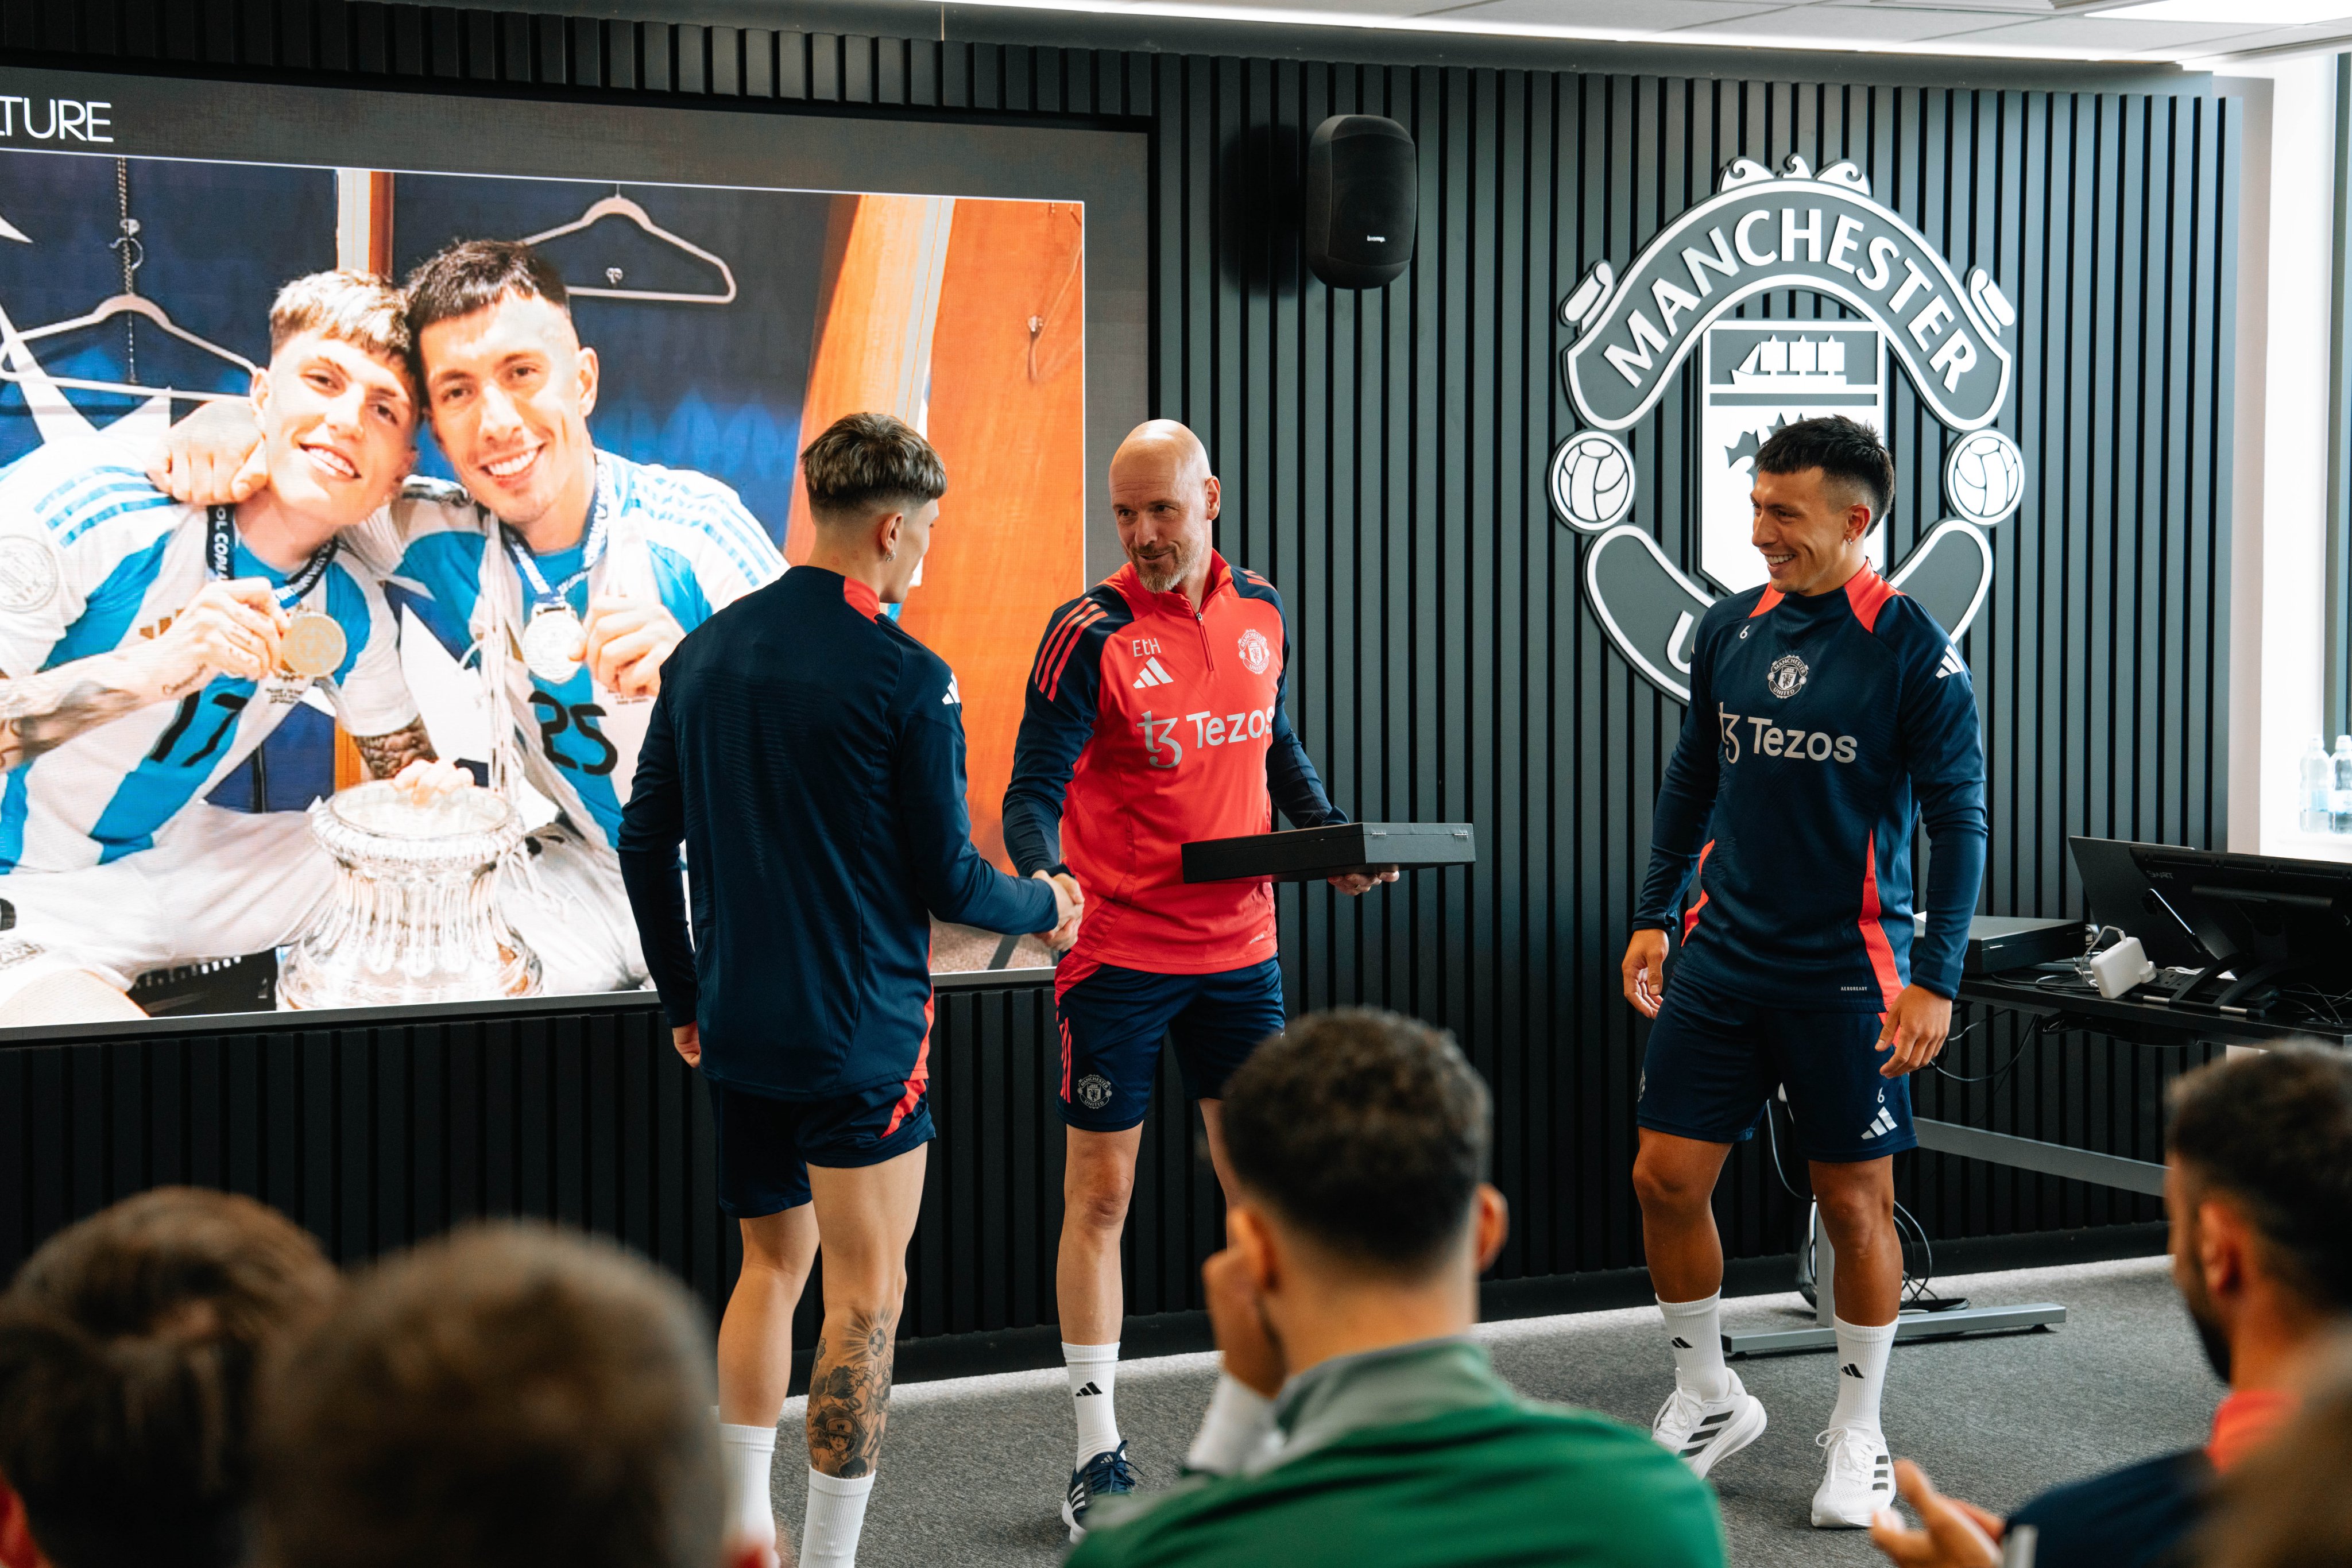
left=1657, top=1293, right=1731, bottom=1400
left=1829, top=1315, right=1895, bottom=1433
left=1064, top=1341, right=1122, bottom=1466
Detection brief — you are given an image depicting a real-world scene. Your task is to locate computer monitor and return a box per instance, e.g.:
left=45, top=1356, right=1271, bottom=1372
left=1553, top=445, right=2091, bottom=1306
left=2069, top=836, right=2212, bottom=970
left=2118, top=842, right=2352, bottom=1009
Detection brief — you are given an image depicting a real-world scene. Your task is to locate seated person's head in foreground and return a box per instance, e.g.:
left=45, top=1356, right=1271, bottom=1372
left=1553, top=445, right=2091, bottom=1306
left=1220, top=1008, right=1506, bottom=1361
left=797, top=412, right=948, bottom=603
left=253, top=1221, right=735, bottom=1568
left=1869, top=1046, right=2352, bottom=1568
left=0, top=1188, right=338, bottom=1568
left=2166, top=1042, right=2352, bottom=1383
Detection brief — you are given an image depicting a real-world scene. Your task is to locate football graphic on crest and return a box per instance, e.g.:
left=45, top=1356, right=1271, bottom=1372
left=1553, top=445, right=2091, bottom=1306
left=1548, top=429, right=1637, bottom=532
left=1237, top=628, right=1271, bottom=674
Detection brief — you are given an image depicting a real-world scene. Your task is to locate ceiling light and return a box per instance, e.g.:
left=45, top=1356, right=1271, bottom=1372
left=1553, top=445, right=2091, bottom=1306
left=2094, top=0, right=2352, bottom=19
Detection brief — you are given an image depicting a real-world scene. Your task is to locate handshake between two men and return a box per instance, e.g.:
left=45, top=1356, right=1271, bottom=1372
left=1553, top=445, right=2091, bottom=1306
left=1031, top=868, right=1086, bottom=952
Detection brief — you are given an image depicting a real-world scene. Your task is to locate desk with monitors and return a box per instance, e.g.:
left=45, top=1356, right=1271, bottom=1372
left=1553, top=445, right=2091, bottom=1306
left=1925, top=841, right=2352, bottom=1199
left=1726, top=842, right=2352, bottom=1358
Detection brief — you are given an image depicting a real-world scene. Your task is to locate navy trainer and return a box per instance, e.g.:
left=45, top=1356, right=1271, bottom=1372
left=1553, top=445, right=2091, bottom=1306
left=1062, top=1439, right=1140, bottom=1541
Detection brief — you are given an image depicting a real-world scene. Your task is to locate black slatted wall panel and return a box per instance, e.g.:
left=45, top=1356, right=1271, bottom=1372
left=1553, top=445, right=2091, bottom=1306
left=0, top=4, right=2233, bottom=1338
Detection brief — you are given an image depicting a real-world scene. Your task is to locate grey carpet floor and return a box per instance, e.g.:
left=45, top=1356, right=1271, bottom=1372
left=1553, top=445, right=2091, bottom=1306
left=759, top=1254, right=2217, bottom=1567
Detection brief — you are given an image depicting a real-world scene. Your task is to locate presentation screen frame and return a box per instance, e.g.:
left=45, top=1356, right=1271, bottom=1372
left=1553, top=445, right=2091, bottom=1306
left=0, top=66, right=1149, bottom=1040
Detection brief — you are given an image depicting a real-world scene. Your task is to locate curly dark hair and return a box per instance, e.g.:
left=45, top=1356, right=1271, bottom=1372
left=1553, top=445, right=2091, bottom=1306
left=1220, top=1008, right=1491, bottom=1275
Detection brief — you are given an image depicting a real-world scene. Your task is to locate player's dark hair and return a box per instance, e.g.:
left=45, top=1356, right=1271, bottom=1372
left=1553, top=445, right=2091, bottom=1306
left=0, top=1188, right=338, bottom=1568
left=2168, top=1044, right=2352, bottom=1313
left=1221, top=1009, right=1491, bottom=1276
left=1754, top=414, right=1896, bottom=526
left=253, top=1222, right=725, bottom=1568
left=800, top=412, right=949, bottom=525
left=403, top=239, right=571, bottom=337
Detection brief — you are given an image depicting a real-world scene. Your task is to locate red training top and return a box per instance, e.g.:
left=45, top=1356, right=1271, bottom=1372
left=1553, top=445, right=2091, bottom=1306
left=1003, top=552, right=1346, bottom=988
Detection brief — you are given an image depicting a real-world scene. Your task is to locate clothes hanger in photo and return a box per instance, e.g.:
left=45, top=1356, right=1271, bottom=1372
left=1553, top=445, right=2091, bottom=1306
left=520, top=186, right=738, bottom=305
left=0, top=157, right=257, bottom=407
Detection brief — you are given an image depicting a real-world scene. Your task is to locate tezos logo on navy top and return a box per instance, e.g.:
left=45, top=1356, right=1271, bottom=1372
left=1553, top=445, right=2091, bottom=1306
left=1766, top=653, right=1808, bottom=699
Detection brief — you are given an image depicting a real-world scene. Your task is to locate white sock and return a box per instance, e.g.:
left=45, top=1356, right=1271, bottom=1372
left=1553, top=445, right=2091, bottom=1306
left=1658, top=1294, right=1731, bottom=1401
left=717, top=1423, right=778, bottom=1551
left=1829, top=1315, right=1896, bottom=1433
left=1064, top=1341, right=1121, bottom=1465
left=800, top=1469, right=875, bottom=1568
left=1184, top=1371, right=1276, bottom=1476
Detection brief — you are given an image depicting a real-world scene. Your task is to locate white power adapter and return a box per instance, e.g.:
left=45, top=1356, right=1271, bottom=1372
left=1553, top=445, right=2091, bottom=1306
left=2089, top=936, right=2156, bottom=999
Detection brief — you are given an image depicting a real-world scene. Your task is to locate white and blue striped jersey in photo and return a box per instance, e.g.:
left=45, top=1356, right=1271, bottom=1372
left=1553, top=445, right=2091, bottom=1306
left=0, top=438, right=416, bottom=874
left=348, top=448, right=783, bottom=854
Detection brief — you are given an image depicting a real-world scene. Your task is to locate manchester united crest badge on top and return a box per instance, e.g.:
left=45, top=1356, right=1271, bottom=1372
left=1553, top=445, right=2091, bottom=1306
left=1767, top=653, right=1809, bottom=699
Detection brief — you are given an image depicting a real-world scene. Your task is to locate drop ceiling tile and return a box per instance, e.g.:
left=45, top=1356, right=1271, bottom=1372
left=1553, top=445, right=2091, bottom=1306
left=1894, top=11, right=2287, bottom=41
left=1674, top=5, right=2017, bottom=37
left=1432, top=0, right=1793, bottom=24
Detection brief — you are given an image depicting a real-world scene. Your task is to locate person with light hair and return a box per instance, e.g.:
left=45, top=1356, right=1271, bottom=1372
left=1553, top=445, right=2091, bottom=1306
left=0, top=268, right=455, bottom=1024
left=151, top=239, right=786, bottom=997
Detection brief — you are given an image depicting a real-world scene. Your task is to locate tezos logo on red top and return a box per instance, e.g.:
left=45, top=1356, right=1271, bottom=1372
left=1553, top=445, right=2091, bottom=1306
left=1237, top=628, right=1271, bottom=675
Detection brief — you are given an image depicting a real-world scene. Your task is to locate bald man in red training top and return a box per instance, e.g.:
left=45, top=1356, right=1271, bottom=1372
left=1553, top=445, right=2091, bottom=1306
left=1001, top=419, right=1395, bottom=1540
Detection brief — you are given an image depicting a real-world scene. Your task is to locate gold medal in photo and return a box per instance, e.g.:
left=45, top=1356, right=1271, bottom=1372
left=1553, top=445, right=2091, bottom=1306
left=278, top=609, right=348, bottom=680
left=521, top=605, right=586, bottom=684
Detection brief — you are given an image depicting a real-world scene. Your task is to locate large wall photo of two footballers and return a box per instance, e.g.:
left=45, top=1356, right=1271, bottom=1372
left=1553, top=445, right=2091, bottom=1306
left=0, top=145, right=1087, bottom=1025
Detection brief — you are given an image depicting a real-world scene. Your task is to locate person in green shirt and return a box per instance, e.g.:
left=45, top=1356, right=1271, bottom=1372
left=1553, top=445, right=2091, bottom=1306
left=1067, top=1007, right=1726, bottom=1568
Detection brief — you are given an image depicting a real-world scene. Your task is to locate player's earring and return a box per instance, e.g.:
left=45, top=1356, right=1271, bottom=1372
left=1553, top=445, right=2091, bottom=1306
left=883, top=548, right=898, bottom=562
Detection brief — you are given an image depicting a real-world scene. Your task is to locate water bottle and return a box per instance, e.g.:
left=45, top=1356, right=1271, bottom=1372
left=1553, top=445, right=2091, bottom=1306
left=2332, top=736, right=2352, bottom=834
left=2305, top=736, right=2335, bottom=833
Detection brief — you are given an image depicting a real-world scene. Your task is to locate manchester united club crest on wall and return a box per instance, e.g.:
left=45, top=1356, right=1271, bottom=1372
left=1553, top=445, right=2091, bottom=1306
left=1548, top=154, right=2020, bottom=703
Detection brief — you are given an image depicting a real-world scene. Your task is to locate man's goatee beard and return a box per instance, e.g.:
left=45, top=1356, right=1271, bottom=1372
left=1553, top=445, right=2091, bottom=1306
left=1132, top=552, right=1186, bottom=593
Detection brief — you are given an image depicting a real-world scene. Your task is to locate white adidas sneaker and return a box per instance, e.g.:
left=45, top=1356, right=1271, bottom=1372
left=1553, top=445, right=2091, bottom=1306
left=1812, top=1424, right=1896, bottom=1527
left=1650, top=1370, right=1768, bottom=1478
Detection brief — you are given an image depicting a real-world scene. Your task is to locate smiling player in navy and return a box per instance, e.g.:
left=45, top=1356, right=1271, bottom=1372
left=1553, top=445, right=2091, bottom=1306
left=1619, top=417, right=1986, bottom=1530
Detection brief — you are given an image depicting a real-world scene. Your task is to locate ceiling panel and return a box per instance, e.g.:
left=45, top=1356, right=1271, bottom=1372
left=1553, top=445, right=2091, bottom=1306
left=1434, top=0, right=1794, bottom=22
left=941, top=0, right=2349, bottom=60
left=1674, top=3, right=2018, bottom=37
left=1927, top=11, right=2293, bottom=42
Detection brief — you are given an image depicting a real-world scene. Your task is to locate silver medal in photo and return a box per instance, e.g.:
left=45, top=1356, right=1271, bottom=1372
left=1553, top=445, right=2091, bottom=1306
left=521, top=606, right=585, bottom=684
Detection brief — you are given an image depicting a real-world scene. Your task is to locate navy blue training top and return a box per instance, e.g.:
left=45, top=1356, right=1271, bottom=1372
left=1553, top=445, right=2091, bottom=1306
left=2006, top=1449, right=2210, bottom=1568
left=1634, top=566, right=1987, bottom=1008
left=617, top=567, right=1059, bottom=1101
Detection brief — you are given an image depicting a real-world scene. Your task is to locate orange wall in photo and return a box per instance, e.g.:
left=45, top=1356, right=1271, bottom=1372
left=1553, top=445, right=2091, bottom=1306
left=900, top=199, right=1086, bottom=868
left=784, top=192, right=956, bottom=566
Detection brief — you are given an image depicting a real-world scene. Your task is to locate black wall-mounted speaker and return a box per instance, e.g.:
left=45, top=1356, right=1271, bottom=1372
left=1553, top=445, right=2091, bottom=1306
left=1303, top=115, right=1415, bottom=289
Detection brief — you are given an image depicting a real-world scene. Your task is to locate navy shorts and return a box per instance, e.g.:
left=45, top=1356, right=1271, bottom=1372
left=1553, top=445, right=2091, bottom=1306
left=1637, top=969, right=1915, bottom=1163
left=1055, top=959, right=1286, bottom=1132
left=706, top=1076, right=935, bottom=1218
